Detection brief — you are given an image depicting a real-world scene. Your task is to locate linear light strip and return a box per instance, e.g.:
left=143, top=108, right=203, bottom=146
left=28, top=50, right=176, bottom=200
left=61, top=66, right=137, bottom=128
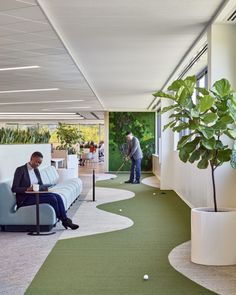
left=15, top=0, right=36, bottom=5
left=0, top=112, right=78, bottom=115
left=0, top=116, right=84, bottom=120
left=0, top=88, right=59, bottom=94
left=0, top=100, right=84, bottom=105
left=43, top=106, right=91, bottom=110
left=0, top=65, right=40, bottom=71
left=0, top=12, right=48, bottom=25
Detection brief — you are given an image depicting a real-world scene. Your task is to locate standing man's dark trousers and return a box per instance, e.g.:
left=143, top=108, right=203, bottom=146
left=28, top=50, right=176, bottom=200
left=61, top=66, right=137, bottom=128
left=130, top=157, right=141, bottom=183
left=20, top=193, right=67, bottom=220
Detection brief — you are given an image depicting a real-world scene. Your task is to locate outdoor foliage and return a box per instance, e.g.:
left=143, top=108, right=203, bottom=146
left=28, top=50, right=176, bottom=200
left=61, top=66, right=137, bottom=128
left=56, top=122, right=84, bottom=154
left=109, top=112, right=155, bottom=171
left=153, top=75, right=236, bottom=211
left=0, top=127, right=50, bottom=144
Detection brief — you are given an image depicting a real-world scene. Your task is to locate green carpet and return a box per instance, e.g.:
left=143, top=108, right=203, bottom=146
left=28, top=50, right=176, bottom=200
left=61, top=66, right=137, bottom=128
left=25, top=174, right=215, bottom=295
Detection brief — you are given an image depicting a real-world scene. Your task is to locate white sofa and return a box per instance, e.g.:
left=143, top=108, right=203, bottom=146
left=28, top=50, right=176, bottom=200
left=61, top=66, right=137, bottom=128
left=0, top=166, right=82, bottom=232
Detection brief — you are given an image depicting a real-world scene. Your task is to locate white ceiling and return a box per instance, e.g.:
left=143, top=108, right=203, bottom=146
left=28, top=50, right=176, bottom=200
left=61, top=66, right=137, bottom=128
left=0, top=0, right=229, bottom=120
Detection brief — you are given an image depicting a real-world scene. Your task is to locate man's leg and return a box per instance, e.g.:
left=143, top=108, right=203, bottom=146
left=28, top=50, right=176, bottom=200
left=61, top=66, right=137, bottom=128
left=135, top=158, right=141, bottom=182
left=21, top=193, right=67, bottom=220
left=129, top=157, right=136, bottom=182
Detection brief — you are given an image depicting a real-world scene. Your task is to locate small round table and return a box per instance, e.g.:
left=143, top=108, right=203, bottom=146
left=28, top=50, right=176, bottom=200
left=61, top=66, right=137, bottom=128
left=25, top=191, right=56, bottom=236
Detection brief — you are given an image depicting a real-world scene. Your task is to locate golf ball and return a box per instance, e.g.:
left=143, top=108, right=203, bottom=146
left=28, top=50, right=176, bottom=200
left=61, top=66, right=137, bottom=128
left=143, top=274, right=149, bottom=280
left=153, top=193, right=156, bottom=195
left=120, top=182, right=123, bottom=184
left=119, top=209, right=122, bottom=212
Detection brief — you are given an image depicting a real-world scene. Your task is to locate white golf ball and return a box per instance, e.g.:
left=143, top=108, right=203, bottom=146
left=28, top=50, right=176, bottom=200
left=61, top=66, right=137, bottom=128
left=153, top=193, right=156, bottom=195
left=120, top=182, right=123, bottom=184
left=143, top=274, right=149, bottom=280
left=119, top=209, right=122, bottom=212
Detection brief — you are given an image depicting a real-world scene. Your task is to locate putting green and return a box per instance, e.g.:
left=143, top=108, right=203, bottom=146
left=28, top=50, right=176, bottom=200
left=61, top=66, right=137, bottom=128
left=25, top=175, right=215, bottom=295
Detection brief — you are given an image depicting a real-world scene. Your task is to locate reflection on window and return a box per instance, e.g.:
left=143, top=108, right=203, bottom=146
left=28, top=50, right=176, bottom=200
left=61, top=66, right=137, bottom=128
left=156, top=111, right=161, bottom=155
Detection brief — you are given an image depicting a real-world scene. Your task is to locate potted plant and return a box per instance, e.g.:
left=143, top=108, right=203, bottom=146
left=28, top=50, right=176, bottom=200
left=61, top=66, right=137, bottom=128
left=154, top=75, right=236, bottom=265
left=56, top=123, right=84, bottom=174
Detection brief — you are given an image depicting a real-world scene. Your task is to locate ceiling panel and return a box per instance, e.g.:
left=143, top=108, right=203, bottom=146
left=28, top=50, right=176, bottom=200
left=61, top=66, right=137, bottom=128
left=38, top=0, right=225, bottom=111
left=0, top=0, right=103, bottom=116
left=0, top=0, right=229, bottom=121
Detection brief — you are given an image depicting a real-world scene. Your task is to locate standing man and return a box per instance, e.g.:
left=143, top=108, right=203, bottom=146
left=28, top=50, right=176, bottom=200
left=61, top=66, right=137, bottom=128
left=125, top=131, right=143, bottom=184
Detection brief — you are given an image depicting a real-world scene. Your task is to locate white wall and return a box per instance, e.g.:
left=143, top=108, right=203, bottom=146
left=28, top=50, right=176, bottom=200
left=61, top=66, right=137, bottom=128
left=160, top=98, right=174, bottom=190
left=208, top=24, right=236, bottom=88
left=104, top=111, right=109, bottom=172
left=0, top=144, right=51, bottom=182
left=207, top=24, right=236, bottom=208
left=160, top=24, right=236, bottom=209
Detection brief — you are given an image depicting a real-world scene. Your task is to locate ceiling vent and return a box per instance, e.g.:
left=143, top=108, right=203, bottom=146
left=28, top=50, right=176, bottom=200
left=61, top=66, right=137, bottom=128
left=227, top=10, right=236, bottom=22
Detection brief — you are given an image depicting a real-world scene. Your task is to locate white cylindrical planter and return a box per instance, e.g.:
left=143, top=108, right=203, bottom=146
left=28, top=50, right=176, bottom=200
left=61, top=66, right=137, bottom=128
left=67, top=154, right=79, bottom=178
left=191, top=207, right=236, bottom=266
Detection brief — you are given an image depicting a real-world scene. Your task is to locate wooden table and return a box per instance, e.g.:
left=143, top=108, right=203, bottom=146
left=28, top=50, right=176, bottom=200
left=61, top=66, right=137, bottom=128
left=25, top=191, right=56, bottom=236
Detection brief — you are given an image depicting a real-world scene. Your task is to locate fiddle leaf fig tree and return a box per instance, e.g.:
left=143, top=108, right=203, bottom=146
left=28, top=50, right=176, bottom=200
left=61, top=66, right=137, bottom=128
left=56, top=122, right=84, bottom=155
left=153, top=76, right=236, bottom=212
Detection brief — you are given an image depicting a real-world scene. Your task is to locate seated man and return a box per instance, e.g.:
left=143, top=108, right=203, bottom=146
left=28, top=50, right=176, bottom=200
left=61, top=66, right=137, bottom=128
left=11, top=151, right=79, bottom=230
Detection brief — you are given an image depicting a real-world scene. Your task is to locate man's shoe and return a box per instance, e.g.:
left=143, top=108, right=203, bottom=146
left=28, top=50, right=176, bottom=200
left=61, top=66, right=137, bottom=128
left=132, top=180, right=140, bottom=184
left=62, top=218, right=79, bottom=230
left=124, top=180, right=133, bottom=183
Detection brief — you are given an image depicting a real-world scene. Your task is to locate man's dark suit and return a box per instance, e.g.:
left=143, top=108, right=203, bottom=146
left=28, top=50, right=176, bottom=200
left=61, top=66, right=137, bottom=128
left=11, top=164, right=66, bottom=220
left=12, top=164, right=43, bottom=207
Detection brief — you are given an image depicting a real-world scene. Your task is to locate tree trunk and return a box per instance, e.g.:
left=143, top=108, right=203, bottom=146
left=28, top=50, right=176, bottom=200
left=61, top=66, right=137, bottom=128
left=211, top=163, right=217, bottom=212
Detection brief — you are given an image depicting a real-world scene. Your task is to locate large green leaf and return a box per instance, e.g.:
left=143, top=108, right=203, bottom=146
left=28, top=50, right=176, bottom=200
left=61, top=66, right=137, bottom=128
left=179, top=148, right=190, bottom=162
left=161, top=104, right=178, bottom=114
left=197, top=95, right=215, bottom=113
left=225, top=129, right=236, bottom=140
left=218, top=149, right=232, bottom=163
left=191, top=108, right=200, bottom=118
left=201, top=137, right=216, bottom=150
left=169, top=113, right=189, bottom=119
left=197, top=157, right=209, bottom=169
left=189, top=119, right=199, bottom=130
left=218, top=114, right=234, bottom=124
left=213, top=78, right=231, bottom=97
left=227, top=99, right=236, bottom=121
left=199, top=127, right=214, bottom=139
left=189, top=149, right=201, bottom=163
left=172, top=123, right=189, bottom=132
left=181, top=137, right=200, bottom=154
left=153, top=91, right=176, bottom=100
left=179, top=92, right=193, bottom=109
left=201, top=112, right=217, bottom=124
left=195, top=87, right=209, bottom=96
left=177, top=133, right=193, bottom=149
left=182, top=76, right=196, bottom=95
left=168, top=80, right=183, bottom=92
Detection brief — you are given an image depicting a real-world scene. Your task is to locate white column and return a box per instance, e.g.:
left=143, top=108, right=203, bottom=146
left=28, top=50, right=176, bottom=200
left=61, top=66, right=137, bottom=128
left=104, top=111, right=109, bottom=172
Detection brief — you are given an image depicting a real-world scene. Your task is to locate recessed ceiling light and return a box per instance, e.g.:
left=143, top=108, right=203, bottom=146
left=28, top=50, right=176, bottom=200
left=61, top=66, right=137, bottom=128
left=0, top=88, right=59, bottom=94
left=0, top=65, right=40, bottom=71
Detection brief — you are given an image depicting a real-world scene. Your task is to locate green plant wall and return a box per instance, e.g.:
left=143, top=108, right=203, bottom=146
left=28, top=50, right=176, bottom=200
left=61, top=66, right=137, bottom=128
left=109, top=112, right=155, bottom=171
